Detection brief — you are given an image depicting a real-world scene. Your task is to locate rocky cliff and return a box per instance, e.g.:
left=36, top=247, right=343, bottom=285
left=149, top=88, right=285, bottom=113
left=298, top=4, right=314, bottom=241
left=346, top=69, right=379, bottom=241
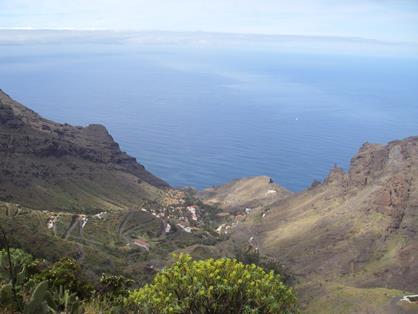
left=0, top=89, right=168, bottom=211
left=0, top=90, right=224, bottom=285
left=219, top=136, right=418, bottom=313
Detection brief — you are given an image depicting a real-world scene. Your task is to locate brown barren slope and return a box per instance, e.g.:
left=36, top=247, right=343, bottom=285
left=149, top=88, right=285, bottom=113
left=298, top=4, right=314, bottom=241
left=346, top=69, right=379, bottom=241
left=220, top=138, right=418, bottom=313
left=198, top=175, right=292, bottom=213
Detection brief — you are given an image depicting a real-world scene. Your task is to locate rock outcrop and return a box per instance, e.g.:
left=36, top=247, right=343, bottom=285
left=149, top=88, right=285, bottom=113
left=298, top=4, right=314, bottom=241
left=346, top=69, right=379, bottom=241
left=0, top=90, right=168, bottom=211
left=220, top=136, right=418, bottom=313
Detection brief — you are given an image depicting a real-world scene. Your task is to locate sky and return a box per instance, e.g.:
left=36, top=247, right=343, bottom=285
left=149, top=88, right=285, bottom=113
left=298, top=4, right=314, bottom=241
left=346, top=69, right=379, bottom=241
left=1, top=0, right=418, bottom=43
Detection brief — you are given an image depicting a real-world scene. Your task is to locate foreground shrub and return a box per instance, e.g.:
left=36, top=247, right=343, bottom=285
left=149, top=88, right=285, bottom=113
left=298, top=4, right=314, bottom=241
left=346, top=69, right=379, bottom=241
left=128, top=254, right=297, bottom=314
left=31, top=257, right=94, bottom=299
left=0, top=250, right=84, bottom=313
left=98, top=273, right=134, bottom=303
left=0, top=248, right=41, bottom=311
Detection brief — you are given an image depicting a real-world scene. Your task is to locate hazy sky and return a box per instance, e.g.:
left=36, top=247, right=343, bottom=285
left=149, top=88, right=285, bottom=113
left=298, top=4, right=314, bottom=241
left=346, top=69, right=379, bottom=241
left=1, top=0, right=418, bottom=42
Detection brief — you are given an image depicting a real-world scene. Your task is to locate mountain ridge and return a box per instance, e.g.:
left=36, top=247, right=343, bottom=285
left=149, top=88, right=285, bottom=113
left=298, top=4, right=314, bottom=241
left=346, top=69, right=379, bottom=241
left=215, top=135, right=418, bottom=312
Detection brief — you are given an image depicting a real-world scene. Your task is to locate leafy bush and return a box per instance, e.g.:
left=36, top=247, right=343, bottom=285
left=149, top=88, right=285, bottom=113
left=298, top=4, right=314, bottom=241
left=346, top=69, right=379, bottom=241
left=0, top=248, right=40, bottom=284
left=31, top=257, right=94, bottom=299
left=0, top=248, right=42, bottom=311
left=0, top=250, right=83, bottom=313
left=1, top=248, right=298, bottom=313
left=99, top=273, right=134, bottom=300
left=128, top=253, right=297, bottom=314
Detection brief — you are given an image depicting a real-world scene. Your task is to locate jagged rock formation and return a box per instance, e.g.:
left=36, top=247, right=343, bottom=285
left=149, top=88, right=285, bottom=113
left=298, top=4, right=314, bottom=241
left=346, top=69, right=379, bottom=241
left=0, top=89, right=168, bottom=211
left=222, top=136, right=418, bottom=313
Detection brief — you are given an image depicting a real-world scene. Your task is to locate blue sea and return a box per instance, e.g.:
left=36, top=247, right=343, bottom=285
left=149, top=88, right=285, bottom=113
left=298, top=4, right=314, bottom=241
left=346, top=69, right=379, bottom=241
left=1, top=43, right=417, bottom=191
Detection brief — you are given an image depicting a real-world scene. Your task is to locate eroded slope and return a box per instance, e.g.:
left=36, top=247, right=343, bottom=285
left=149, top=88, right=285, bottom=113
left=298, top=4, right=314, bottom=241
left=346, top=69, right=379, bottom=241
left=219, top=138, right=418, bottom=312
left=0, top=89, right=168, bottom=211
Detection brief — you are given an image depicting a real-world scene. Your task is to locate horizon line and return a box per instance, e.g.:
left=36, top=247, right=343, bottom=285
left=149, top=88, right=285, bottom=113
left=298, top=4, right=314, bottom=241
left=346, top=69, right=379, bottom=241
left=0, top=27, right=408, bottom=45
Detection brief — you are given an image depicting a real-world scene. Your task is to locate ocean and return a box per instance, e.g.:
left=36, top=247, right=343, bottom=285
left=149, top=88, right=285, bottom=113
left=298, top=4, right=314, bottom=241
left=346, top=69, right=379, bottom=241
left=1, top=43, right=417, bottom=191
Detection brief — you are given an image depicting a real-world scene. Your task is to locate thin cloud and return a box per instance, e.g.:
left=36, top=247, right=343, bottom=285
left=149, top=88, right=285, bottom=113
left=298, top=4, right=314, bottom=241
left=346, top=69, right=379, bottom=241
left=0, top=0, right=417, bottom=43
left=0, top=29, right=416, bottom=58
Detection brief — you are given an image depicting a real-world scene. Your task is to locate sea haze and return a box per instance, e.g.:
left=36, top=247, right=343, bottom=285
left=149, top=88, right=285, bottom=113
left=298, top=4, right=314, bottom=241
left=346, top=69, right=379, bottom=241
left=1, top=42, right=417, bottom=191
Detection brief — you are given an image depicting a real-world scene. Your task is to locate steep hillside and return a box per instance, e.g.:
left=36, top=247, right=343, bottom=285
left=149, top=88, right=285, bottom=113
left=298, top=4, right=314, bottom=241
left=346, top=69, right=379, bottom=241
left=0, top=89, right=168, bottom=211
left=222, top=137, right=418, bottom=313
left=0, top=90, right=225, bottom=285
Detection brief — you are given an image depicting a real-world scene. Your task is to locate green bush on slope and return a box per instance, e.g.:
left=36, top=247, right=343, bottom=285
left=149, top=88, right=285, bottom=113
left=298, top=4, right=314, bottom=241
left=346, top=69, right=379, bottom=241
left=0, top=249, right=84, bottom=313
left=128, top=253, right=297, bottom=314
left=0, top=248, right=41, bottom=311
left=31, top=257, right=94, bottom=299
left=1, top=248, right=298, bottom=313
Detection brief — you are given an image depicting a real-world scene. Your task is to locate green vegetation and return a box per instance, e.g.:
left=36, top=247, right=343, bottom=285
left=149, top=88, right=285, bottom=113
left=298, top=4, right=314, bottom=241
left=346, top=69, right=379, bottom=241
left=0, top=247, right=37, bottom=312
left=98, top=273, right=134, bottom=301
left=234, top=247, right=294, bottom=285
left=128, top=253, right=297, bottom=313
left=0, top=248, right=85, bottom=313
left=0, top=201, right=223, bottom=288
left=30, top=258, right=94, bottom=299
left=0, top=247, right=297, bottom=313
